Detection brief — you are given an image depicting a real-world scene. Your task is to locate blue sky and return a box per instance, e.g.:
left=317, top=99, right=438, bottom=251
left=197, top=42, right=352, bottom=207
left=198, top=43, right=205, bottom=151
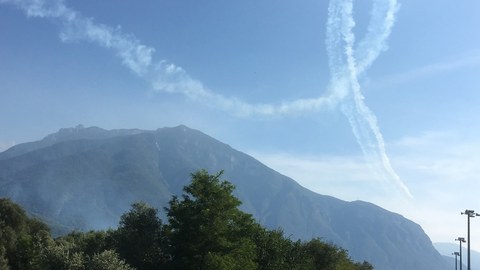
left=1, top=0, right=480, bottom=249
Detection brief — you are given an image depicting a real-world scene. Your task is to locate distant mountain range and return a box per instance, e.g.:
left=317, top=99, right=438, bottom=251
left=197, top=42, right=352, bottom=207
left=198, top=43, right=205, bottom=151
left=0, top=125, right=449, bottom=270
left=435, top=242, right=480, bottom=270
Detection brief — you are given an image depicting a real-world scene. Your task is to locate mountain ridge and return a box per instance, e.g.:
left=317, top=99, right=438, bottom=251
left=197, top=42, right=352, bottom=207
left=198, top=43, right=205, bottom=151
left=0, top=124, right=146, bottom=160
left=0, top=125, right=449, bottom=270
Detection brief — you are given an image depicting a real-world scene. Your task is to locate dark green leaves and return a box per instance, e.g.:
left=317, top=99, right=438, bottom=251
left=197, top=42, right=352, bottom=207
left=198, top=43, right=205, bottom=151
left=1, top=170, right=374, bottom=270
left=166, top=170, right=258, bottom=269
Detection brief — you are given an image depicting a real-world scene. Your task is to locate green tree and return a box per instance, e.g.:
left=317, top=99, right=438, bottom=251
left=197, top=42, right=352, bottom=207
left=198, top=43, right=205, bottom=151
left=301, top=238, right=370, bottom=270
left=0, top=245, right=9, bottom=269
left=38, top=238, right=85, bottom=270
left=115, top=201, right=168, bottom=270
left=0, top=174, right=375, bottom=270
left=354, top=261, right=374, bottom=270
left=0, top=198, right=51, bottom=270
left=253, top=228, right=308, bottom=270
left=59, top=230, right=113, bottom=258
left=88, top=250, right=135, bottom=270
left=166, top=170, right=258, bottom=270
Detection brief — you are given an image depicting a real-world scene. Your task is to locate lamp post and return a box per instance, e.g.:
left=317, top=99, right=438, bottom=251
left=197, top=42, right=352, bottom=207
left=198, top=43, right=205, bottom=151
left=453, top=252, right=460, bottom=270
left=461, top=209, right=479, bottom=270
left=456, top=237, right=466, bottom=270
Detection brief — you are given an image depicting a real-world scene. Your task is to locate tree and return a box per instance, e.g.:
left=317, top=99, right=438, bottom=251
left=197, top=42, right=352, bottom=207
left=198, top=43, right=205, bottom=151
left=88, top=250, right=135, bottom=270
left=166, top=170, right=258, bottom=269
left=355, top=261, right=374, bottom=270
left=0, top=245, right=9, bottom=269
left=0, top=198, right=51, bottom=270
left=58, top=230, right=111, bottom=257
left=0, top=174, right=376, bottom=270
left=253, top=228, right=310, bottom=270
left=38, top=239, right=85, bottom=270
left=114, top=201, right=168, bottom=269
left=301, top=238, right=371, bottom=270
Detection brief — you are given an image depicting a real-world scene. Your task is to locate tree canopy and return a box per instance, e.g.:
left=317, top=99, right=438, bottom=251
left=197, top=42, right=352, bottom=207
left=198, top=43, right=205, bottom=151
left=166, top=170, right=259, bottom=269
left=0, top=170, right=373, bottom=270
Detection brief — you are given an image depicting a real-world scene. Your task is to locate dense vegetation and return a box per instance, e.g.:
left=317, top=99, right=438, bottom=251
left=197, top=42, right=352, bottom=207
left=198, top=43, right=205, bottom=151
left=0, top=170, right=373, bottom=269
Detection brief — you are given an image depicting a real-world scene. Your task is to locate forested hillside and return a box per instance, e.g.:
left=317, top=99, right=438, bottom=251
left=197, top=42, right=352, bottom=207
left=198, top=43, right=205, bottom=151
left=0, top=170, right=372, bottom=270
left=0, top=125, right=449, bottom=270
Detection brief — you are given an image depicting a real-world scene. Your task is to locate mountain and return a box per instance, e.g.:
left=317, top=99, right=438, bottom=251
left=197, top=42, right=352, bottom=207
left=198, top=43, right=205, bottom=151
left=0, top=125, right=449, bottom=270
left=0, top=125, right=144, bottom=160
left=434, top=242, right=480, bottom=270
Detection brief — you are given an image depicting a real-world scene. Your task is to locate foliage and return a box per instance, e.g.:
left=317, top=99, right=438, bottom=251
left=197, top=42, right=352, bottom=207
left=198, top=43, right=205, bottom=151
left=302, top=238, right=354, bottom=269
left=166, top=170, right=258, bottom=269
left=0, top=170, right=374, bottom=269
left=0, top=198, right=51, bottom=270
left=355, top=261, right=374, bottom=270
left=59, top=230, right=113, bottom=258
left=0, top=245, right=9, bottom=269
left=114, top=201, right=168, bottom=269
left=88, top=250, right=134, bottom=270
left=254, top=228, right=305, bottom=270
left=38, top=239, right=85, bottom=270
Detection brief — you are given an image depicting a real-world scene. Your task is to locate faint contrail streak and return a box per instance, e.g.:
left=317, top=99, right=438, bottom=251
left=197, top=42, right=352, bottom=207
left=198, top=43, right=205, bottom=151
left=0, top=0, right=412, bottom=197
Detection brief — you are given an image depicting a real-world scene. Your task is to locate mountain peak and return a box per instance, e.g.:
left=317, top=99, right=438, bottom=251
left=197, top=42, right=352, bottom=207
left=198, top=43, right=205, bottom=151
left=0, top=125, right=145, bottom=160
left=0, top=125, right=450, bottom=270
left=44, top=125, right=104, bottom=142
left=59, top=124, right=86, bottom=133
left=158, top=124, right=194, bottom=133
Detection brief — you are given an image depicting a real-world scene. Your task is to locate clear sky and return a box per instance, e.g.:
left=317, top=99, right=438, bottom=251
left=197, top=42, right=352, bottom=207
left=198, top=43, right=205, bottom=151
left=1, top=0, right=480, bottom=250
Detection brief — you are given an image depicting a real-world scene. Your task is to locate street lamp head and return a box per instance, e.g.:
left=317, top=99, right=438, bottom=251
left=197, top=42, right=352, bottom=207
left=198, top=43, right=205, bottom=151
left=462, top=209, right=477, bottom=217
left=456, top=237, right=466, bottom=242
left=453, top=252, right=460, bottom=256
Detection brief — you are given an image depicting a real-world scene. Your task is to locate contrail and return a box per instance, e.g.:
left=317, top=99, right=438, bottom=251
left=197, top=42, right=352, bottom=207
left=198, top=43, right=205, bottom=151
left=327, top=0, right=411, bottom=198
left=0, top=0, right=341, bottom=116
left=1, top=0, right=412, bottom=197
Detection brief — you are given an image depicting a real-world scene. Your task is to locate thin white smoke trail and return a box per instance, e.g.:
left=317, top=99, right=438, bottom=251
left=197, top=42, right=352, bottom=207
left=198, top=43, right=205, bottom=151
left=327, top=0, right=412, bottom=197
left=1, top=0, right=412, bottom=197
left=1, top=0, right=340, bottom=116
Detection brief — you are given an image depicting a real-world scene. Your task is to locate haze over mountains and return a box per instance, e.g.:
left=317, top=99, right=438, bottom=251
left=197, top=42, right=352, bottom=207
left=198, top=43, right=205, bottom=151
left=435, top=242, right=480, bottom=270
left=0, top=125, right=449, bottom=270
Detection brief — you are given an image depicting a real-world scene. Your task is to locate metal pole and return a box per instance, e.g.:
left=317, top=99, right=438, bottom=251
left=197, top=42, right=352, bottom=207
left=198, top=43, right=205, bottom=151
left=468, top=214, right=471, bottom=270
left=456, top=237, right=465, bottom=270
left=454, top=252, right=460, bottom=270
left=456, top=253, right=458, bottom=270
left=461, top=210, right=478, bottom=270
left=461, top=241, right=463, bottom=270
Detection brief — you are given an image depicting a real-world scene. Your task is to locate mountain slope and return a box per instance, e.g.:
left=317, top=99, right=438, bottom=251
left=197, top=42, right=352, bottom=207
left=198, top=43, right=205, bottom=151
left=434, top=242, right=479, bottom=270
left=0, top=125, right=449, bottom=270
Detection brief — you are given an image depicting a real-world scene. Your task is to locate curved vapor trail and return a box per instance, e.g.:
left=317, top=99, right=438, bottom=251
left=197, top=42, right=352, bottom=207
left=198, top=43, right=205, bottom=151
left=1, top=0, right=412, bottom=197
left=328, top=0, right=412, bottom=198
